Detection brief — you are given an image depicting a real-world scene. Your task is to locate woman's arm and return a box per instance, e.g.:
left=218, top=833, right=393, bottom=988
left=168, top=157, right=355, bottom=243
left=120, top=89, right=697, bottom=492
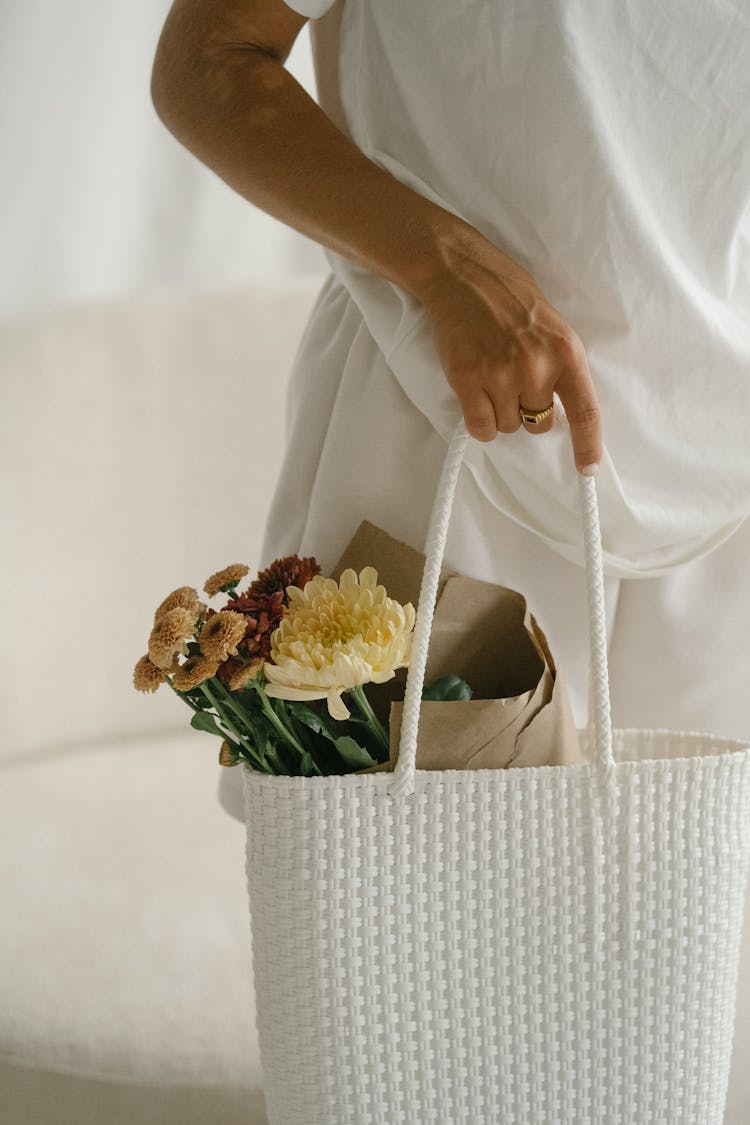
left=150, top=0, right=467, bottom=304
left=150, top=0, right=602, bottom=471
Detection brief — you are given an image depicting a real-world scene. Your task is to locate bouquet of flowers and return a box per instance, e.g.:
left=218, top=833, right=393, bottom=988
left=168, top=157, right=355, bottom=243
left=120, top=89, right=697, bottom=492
left=133, top=553, right=472, bottom=777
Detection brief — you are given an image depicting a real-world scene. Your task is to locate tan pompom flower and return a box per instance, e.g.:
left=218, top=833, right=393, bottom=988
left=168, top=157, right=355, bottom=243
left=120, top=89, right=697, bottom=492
left=148, top=606, right=196, bottom=670
left=153, top=585, right=203, bottom=624
left=199, top=609, right=247, bottom=663
left=218, top=740, right=241, bottom=767
left=204, top=564, right=250, bottom=599
left=263, top=567, right=415, bottom=721
left=133, top=653, right=170, bottom=693
left=227, top=657, right=265, bottom=692
left=172, top=653, right=220, bottom=692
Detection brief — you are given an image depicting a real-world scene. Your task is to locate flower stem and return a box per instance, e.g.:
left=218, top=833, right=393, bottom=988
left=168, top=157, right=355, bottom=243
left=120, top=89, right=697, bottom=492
left=199, top=679, right=272, bottom=774
left=166, top=678, right=200, bottom=710
left=259, top=692, right=324, bottom=775
left=210, top=677, right=263, bottom=742
left=220, top=676, right=323, bottom=776
left=348, top=684, right=390, bottom=755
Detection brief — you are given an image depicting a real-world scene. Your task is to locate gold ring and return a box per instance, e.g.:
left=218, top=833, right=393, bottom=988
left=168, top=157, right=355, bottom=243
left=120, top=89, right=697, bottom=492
left=519, top=401, right=555, bottom=425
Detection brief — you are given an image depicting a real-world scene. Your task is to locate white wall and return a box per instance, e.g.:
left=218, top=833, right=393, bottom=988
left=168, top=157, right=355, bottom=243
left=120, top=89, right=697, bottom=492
left=0, top=2, right=328, bottom=319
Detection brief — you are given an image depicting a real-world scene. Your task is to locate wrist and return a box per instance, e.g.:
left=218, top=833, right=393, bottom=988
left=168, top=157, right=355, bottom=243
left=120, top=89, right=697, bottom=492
left=401, top=212, right=528, bottom=306
left=393, top=211, right=480, bottom=304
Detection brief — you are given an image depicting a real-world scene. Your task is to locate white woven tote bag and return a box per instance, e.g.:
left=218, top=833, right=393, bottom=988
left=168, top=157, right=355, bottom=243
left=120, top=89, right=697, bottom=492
left=242, top=416, right=750, bottom=1125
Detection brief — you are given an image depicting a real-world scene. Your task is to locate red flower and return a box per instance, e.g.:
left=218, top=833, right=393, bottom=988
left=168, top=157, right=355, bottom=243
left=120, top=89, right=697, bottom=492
left=248, top=554, right=321, bottom=600
left=206, top=555, right=323, bottom=682
left=222, top=588, right=286, bottom=661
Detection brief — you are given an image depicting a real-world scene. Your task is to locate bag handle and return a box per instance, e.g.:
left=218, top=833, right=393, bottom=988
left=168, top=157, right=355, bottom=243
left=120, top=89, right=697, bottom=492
left=388, top=415, right=614, bottom=798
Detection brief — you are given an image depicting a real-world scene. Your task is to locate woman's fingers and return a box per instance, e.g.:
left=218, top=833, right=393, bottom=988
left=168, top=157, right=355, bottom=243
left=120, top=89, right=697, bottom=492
left=464, top=334, right=601, bottom=472
left=419, top=232, right=603, bottom=471
left=457, top=387, right=498, bottom=443
left=455, top=358, right=599, bottom=472
left=549, top=336, right=602, bottom=474
left=483, top=349, right=558, bottom=436
left=518, top=393, right=556, bottom=433
left=452, top=367, right=559, bottom=442
left=455, top=387, right=556, bottom=441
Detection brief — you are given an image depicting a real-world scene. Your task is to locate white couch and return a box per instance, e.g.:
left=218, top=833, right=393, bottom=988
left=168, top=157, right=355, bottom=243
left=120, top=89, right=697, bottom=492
left=0, top=276, right=325, bottom=1124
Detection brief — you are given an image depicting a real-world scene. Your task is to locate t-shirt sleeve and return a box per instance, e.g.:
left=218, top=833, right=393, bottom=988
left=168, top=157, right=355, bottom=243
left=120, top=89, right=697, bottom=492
left=283, top=0, right=337, bottom=17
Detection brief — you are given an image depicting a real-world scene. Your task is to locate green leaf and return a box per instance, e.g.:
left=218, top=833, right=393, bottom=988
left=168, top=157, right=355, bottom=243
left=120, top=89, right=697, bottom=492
left=333, top=736, right=378, bottom=769
left=422, top=674, right=473, bottom=702
left=263, top=740, right=294, bottom=775
left=298, top=751, right=318, bottom=777
left=283, top=700, right=341, bottom=742
left=190, top=710, right=224, bottom=737
left=181, top=684, right=207, bottom=706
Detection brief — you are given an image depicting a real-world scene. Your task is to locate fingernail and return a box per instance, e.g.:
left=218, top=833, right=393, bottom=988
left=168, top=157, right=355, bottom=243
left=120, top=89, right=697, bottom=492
left=580, top=463, right=599, bottom=477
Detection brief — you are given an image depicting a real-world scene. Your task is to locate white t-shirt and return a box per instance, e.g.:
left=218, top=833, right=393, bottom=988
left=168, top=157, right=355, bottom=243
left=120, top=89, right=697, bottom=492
left=283, top=0, right=750, bottom=576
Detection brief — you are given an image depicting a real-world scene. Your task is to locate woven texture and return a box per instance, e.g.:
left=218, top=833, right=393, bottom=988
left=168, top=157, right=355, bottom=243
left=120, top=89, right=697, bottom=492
left=243, top=731, right=750, bottom=1124
left=242, top=417, right=750, bottom=1124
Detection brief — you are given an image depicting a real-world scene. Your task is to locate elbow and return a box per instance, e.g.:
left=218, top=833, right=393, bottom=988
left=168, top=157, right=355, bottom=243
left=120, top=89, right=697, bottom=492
left=149, top=8, right=280, bottom=147
left=149, top=7, right=210, bottom=137
left=149, top=28, right=186, bottom=132
left=149, top=55, right=168, bottom=125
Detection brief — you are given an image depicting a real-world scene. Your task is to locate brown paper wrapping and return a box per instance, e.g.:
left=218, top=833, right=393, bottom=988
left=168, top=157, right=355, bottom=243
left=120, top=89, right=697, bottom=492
left=330, top=519, right=590, bottom=774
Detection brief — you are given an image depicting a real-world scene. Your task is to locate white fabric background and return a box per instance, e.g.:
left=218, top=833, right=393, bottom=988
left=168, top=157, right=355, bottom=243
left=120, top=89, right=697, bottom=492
left=0, top=2, right=328, bottom=320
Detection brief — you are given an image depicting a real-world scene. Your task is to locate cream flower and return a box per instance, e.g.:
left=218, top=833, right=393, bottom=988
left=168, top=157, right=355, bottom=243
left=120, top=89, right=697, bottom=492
left=262, top=566, right=415, bottom=721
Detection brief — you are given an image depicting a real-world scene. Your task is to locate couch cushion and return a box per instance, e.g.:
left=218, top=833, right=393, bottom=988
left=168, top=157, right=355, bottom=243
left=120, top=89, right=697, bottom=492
left=0, top=276, right=323, bottom=759
left=0, top=733, right=268, bottom=1125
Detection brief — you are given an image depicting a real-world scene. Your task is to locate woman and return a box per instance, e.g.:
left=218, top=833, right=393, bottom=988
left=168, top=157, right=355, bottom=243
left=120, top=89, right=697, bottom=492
left=151, top=2, right=750, bottom=1117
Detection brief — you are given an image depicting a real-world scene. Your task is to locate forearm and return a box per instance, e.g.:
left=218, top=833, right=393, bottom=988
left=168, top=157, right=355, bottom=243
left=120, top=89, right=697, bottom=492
left=150, top=20, right=477, bottom=303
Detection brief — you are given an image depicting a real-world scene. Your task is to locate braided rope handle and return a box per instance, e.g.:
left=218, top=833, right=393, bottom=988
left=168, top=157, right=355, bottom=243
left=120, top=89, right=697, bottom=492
left=387, top=415, right=614, bottom=798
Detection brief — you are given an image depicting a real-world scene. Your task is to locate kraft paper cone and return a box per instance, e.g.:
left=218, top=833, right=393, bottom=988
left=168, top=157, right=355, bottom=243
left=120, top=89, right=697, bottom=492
left=331, top=520, right=589, bottom=773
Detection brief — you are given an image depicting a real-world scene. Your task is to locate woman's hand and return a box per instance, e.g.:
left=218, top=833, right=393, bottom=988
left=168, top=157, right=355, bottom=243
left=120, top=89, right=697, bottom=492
left=416, top=228, right=602, bottom=475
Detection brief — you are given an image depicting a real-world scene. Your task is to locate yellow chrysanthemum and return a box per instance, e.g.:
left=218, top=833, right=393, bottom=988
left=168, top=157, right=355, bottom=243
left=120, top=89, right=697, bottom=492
left=228, top=657, right=265, bottom=691
left=204, top=564, right=250, bottom=599
left=199, top=610, right=247, bottom=663
left=153, top=586, right=205, bottom=625
left=148, top=606, right=196, bottom=670
left=172, top=653, right=220, bottom=692
left=262, top=566, right=415, bottom=721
